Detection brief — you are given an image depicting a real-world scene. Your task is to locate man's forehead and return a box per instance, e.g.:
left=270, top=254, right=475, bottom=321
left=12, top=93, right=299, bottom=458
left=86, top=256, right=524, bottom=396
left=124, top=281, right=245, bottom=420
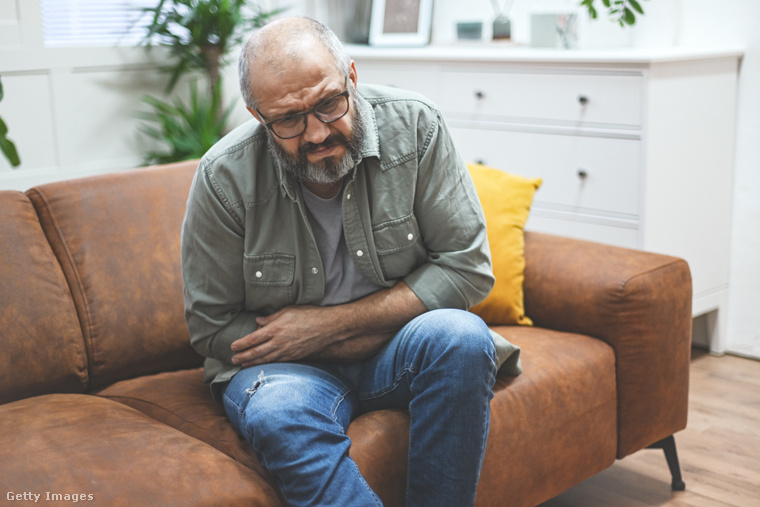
left=252, top=49, right=343, bottom=107
left=253, top=37, right=331, bottom=74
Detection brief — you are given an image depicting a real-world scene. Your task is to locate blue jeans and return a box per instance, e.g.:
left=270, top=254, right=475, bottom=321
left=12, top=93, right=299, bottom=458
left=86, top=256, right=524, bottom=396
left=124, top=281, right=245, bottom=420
left=223, top=309, right=497, bottom=507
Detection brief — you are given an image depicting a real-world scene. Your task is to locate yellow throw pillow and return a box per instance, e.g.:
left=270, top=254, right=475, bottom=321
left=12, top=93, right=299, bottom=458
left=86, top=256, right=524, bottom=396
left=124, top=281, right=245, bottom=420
left=468, top=163, right=541, bottom=326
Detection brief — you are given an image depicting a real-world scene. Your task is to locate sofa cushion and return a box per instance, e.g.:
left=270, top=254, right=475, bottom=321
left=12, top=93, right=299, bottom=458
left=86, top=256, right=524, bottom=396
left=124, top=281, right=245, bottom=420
left=94, top=367, right=270, bottom=480
left=477, top=326, right=618, bottom=507
left=343, top=326, right=618, bottom=507
left=96, top=367, right=410, bottom=507
left=467, top=163, right=541, bottom=326
left=93, top=328, right=616, bottom=507
left=0, top=393, right=281, bottom=506
left=0, top=191, right=87, bottom=404
left=346, top=409, right=410, bottom=507
left=26, top=160, right=203, bottom=390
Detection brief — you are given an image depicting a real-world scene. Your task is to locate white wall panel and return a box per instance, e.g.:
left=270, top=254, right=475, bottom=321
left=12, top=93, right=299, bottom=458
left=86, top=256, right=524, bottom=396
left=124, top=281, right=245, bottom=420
left=0, top=72, right=57, bottom=173
left=50, top=66, right=167, bottom=168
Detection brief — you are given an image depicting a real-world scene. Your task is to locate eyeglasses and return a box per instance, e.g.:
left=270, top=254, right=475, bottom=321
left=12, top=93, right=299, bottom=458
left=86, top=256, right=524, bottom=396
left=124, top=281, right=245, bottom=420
left=258, top=84, right=351, bottom=140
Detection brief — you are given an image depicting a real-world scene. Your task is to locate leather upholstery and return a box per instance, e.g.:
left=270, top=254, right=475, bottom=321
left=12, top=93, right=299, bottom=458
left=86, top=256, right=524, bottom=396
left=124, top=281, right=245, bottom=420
left=477, top=326, right=617, bottom=507
left=0, top=191, right=87, bottom=404
left=345, top=327, right=618, bottom=507
left=0, top=394, right=281, bottom=506
left=523, top=232, right=692, bottom=458
left=95, top=368, right=268, bottom=479
left=26, top=161, right=203, bottom=390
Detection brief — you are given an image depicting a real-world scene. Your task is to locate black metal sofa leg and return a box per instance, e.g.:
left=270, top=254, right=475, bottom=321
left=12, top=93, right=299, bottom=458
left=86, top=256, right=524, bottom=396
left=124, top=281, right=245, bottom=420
left=648, top=435, right=686, bottom=491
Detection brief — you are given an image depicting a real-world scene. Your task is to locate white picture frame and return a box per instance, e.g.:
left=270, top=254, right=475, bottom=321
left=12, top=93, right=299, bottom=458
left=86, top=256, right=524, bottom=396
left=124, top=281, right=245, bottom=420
left=368, top=0, right=434, bottom=47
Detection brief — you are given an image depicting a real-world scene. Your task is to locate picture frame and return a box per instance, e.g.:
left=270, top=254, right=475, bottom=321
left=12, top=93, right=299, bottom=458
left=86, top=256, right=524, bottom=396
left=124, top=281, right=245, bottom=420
left=368, top=0, right=434, bottom=47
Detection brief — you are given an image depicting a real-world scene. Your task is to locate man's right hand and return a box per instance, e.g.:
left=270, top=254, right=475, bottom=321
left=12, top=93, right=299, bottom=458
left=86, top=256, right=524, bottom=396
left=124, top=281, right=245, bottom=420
left=230, top=281, right=427, bottom=368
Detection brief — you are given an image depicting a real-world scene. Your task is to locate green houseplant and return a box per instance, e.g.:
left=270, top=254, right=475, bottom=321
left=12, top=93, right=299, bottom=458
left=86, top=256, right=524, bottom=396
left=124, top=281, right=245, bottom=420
left=0, top=76, right=20, bottom=168
left=137, top=0, right=284, bottom=164
left=580, top=0, right=647, bottom=27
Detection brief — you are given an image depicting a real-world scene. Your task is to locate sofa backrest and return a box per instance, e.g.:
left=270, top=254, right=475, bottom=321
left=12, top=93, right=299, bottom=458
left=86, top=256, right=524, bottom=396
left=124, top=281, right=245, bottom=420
left=0, top=191, right=89, bottom=404
left=26, top=160, right=203, bottom=390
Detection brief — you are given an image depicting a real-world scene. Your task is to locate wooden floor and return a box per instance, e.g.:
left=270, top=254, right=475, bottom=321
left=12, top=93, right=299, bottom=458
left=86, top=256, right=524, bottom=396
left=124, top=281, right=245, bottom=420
left=539, top=348, right=760, bottom=507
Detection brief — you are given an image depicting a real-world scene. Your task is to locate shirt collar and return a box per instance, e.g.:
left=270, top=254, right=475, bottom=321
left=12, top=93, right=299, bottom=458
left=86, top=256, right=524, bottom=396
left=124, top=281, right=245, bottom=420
left=354, top=86, right=380, bottom=163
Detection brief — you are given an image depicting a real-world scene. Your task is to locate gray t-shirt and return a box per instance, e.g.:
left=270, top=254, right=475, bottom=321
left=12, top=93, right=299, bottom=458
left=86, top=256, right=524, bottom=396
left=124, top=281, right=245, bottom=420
left=300, top=182, right=383, bottom=306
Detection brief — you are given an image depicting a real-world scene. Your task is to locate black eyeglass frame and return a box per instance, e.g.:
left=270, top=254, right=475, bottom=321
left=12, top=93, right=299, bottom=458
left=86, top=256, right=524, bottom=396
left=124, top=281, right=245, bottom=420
left=257, top=80, right=352, bottom=140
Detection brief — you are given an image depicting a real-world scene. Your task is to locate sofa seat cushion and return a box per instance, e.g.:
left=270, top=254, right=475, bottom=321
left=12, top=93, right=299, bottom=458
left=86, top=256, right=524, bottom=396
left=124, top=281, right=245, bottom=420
left=477, top=325, right=618, bottom=507
left=94, top=368, right=270, bottom=479
left=344, top=326, right=618, bottom=507
left=346, top=409, right=411, bottom=507
left=0, top=393, right=281, bottom=506
left=95, top=329, right=616, bottom=507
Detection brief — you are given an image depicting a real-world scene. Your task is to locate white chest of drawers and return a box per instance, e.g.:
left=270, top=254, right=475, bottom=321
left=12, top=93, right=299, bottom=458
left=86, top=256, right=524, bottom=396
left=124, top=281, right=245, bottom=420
left=348, top=45, right=743, bottom=353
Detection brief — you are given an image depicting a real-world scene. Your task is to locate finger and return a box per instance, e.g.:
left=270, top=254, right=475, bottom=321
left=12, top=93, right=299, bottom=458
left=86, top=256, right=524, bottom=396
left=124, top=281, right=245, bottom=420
left=230, top=328, right=270, bottom=354
left=233, top=342, right=282, bottom=367
left=256, top=307, right=287, bottom=327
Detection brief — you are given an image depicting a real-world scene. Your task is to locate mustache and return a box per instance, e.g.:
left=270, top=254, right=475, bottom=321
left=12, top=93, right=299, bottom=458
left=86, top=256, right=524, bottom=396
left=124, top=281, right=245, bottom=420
left=299, top=132, right=350, bottom=156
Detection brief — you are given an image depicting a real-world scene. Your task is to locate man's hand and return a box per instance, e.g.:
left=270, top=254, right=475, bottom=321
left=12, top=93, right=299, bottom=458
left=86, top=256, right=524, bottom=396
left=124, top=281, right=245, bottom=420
left=230, top=281, right=427, bottom=368
left=230, top=305, right=343, bottom=368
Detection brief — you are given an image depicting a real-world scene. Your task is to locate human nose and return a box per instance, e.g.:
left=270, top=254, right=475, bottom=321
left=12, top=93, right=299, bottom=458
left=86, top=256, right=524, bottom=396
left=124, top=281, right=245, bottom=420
left=301, top=112, right=331, bottom=145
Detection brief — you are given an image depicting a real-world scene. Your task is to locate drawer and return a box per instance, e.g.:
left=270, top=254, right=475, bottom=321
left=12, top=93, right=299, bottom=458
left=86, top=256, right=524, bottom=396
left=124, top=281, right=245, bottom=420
left=352, top=61, right=441, bottom=105
left=526, top=214, right=639, bottom=250
left=442, top=70, right=642, bottom=127
left=450, top=126, right=641, bottom=216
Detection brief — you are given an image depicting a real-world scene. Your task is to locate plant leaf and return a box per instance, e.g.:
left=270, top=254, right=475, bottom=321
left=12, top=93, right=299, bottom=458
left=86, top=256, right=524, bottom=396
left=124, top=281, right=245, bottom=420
left=0, top=135, right=21, bottom=167
left=623, top=7, right=636, bottom=25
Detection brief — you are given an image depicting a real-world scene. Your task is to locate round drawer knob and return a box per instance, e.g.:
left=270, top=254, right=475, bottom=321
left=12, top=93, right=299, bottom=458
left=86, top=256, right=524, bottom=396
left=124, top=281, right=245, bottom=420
left=475, top=90, right=485, bottom=99
left=577, top=169, right=588, bottom=180
left=578, top=95, right=589, bottom=105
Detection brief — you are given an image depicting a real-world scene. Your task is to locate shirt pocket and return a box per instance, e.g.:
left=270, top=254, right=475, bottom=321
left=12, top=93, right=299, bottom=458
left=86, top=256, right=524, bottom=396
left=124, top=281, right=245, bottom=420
left=243, top=253, right=296, bottom=313
left=373, top=213, right=425, bottom=281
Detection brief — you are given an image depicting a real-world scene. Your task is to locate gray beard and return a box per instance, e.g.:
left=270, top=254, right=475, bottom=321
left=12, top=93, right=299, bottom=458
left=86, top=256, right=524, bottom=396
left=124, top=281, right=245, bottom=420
left=266, top=98, right=366, bottom=185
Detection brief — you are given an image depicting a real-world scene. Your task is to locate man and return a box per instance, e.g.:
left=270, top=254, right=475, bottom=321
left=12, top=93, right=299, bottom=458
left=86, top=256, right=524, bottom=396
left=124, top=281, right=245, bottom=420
left=181, top=16, right=519, bottom=507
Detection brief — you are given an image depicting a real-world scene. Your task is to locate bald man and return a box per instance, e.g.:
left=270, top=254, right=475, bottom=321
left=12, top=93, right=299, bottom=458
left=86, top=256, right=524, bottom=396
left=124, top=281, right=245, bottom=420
left=181, top=16, right=519, bottom=507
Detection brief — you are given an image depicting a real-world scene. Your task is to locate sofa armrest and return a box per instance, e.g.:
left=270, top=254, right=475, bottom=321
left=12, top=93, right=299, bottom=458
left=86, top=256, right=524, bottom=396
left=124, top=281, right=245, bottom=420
left=522, top=232, right=692, bottom=458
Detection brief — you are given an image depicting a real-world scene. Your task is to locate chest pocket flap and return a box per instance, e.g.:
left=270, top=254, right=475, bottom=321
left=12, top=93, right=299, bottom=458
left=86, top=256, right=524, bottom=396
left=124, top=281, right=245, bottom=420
left=373, top=213, right=421, bottom=255
left=244, top=253, right=295, bottom=286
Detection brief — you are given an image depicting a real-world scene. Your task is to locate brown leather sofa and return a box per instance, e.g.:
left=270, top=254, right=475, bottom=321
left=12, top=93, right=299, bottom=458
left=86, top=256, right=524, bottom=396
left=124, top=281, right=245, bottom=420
left=0, top=160, right=692, bottom=506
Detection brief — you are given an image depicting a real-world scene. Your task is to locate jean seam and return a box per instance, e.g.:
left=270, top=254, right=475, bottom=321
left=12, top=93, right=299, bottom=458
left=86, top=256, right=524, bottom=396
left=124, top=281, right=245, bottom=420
left=358, top=365, right=417, bottom=402
left=331, top=385, right=353, bottom=424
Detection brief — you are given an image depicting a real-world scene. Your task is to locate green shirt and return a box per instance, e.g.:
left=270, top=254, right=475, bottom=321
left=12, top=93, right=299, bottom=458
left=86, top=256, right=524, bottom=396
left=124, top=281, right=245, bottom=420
left=181, top=84, right=521, bottom=400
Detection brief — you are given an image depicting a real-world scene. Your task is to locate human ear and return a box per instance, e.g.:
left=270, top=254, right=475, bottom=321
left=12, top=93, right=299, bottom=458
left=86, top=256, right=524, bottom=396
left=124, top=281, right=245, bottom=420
left=349, top=60, right=358, bottom=89
left=247, top=107, right=264, bottom=124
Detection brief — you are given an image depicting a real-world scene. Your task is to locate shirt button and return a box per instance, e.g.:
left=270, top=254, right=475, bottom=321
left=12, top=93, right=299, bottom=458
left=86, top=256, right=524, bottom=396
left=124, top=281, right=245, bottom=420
left=255, top=271, right=263, bottom=279
left=407, top=233, right=414, bottom=241
left=346, top=193, right=351, bottom=200
left=356, top=250, right=364, bottom=257
left=311, top=267, right=319, bottom=275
